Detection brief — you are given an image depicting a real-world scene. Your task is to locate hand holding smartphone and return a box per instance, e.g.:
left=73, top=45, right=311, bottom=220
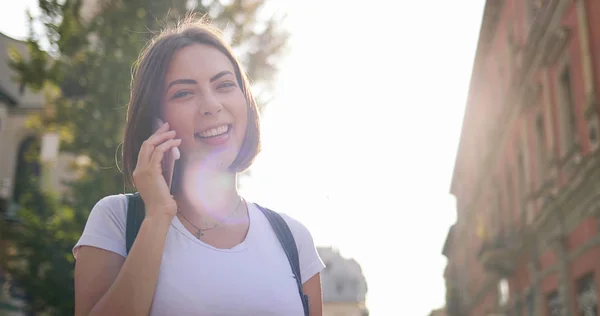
left=153, top=118, right=180, bottom=192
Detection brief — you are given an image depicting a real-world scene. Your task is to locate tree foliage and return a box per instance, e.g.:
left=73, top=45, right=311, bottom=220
left=1, top=0, right=288, bottom=314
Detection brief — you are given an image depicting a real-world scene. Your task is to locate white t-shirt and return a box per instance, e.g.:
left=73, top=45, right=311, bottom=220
left=73, top=194, right=325, bottom=316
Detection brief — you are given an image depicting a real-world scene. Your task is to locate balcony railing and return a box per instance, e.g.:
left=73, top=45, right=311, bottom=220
left=445, top=287, right=464, bottom=316
left=526, top=0, right=556, bottom=40
left=477, top=231, right=523, bottom=275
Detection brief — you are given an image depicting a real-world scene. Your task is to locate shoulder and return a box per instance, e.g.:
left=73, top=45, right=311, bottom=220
left=278, top=212, right=313, bottom=242
left=254, top=204, right=313, bottom=243
left=255, top=204, right=325, bottom=283
left=86, top=194, right=129, bottom=230
left=92, top=194, right=129, bottom=217
left=73, top=194, right=129, bottom=259
left=279, top=212, right=325, bottom=283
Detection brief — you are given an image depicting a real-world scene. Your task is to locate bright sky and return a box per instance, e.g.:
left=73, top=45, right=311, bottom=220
left=0, top=1, right=485, bottom=315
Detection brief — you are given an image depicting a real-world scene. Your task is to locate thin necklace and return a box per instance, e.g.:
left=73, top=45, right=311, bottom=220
left=177, top=197, right=244, bottom=239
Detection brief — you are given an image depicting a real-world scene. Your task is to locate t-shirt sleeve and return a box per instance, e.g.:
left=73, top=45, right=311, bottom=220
left=72, top=194, right=128, bottom=259
left=280, top=214, right=325, bottom=284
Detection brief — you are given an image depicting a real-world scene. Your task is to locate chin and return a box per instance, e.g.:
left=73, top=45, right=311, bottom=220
left=184, top=150, right=238, bottom=172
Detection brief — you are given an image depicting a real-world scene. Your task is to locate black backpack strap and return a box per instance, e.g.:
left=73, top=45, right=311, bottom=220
left=124, top=197, right=309, bottom=315
left=256, top=204, right=310, bottom=316
left=125, top=193, right=146, bottom=255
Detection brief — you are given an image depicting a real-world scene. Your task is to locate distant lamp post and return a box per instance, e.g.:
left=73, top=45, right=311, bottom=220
left=40, top=133, right=60, bottom=163
left=0, top=177, right=11, bottom=215
left=499, top=279, right=510, bottom=306
left=0, top=177, right=11, bottom=199
left=39, top=132, right=60, bottom=193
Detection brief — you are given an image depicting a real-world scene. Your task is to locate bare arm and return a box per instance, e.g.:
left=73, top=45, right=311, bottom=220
left=303, top=273, right=323, bottom=316
left=75, top=214, right=172, bottom=316
left=75, top=122, right=181, bottom=316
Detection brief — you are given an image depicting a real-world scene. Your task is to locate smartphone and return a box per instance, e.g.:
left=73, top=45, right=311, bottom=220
left=153, top=118, right=180, bottom=193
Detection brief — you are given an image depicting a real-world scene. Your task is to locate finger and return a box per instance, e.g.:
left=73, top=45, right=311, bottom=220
left=155, top=121, right=169, bottom=133
left=150, top=139, right=182, bottom=168
left=147, top=129, right=176, bottom=147
left=138, top=130, right=177, bottom=164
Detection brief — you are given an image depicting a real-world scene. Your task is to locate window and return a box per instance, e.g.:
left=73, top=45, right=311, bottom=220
left=499, top=279, right=510, bottom=306
left=494, top=180, right=504, bottom=231
left=517, top=151, right=526, bottom=218
left=335, top=282, right=344, bottom=295
left=525, top=291, right=535, bottom=316
left=577, top=274, right=598, bottom=316
left=535, top=113, right=547, bottom=181
left=525, top=0, right=539, bottom=32
left=497, top=52, right=506, bottom=95
left=506, top=19, right=518, bottom=70
left=505, top=168, right=514, bottom=226
left=589, top=118, right=598, bottom=145
left=514, top=299, right=523, bottom=316
left=547, top=291, right=564, bottom=316
left=557, top=63, right=578, bottom=155
left=460, top=258, right=469, bottom=296
left=525, top=0, right=550, bottom=32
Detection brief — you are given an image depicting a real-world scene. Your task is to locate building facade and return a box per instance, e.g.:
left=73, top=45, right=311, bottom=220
left=428, top=307, right=448, bottom=316
left=0, top=32, right=45, bottom=212
left=318, top=247, right=369, bottom=316
left=443, top=1, right=600, bottom=316
left=0, top=31, right=45, bottom=316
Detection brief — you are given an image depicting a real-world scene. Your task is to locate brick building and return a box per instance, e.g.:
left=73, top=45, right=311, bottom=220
left=443, top=1, right=600, bottom=316
left=428, top=307, right=448, bottom=316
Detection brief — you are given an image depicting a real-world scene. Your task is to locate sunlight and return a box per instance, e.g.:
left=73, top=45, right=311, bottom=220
left=0, top=1, right=485, bottom=314
left=241, top=1, right=485, bottom=314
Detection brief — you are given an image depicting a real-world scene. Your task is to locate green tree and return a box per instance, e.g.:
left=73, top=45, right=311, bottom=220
left=1, top=0, right=288, bottom=314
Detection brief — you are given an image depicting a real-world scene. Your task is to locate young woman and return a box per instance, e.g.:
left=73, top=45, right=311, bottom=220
left=73, top=18, right=324, bottom=316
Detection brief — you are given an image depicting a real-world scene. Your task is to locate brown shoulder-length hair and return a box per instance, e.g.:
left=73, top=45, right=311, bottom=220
left=122, top=17, right=261, bottom=188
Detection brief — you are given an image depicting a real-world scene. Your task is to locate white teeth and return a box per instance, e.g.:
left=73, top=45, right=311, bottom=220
left=197, top=125, right=228, bottom=138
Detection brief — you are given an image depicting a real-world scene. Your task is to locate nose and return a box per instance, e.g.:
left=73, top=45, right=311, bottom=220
left=198, top=93, right=222, bottom=116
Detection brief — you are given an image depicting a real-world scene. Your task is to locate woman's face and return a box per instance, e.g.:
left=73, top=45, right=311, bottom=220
left=162, top=44, right=248, bottom=170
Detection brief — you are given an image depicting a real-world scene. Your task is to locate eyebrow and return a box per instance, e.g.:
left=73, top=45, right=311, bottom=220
left=167, top=79, right=196, bottom=90
left=210, top=70, right=234, bottom=83
left=166, top=71, right=234, bottom=90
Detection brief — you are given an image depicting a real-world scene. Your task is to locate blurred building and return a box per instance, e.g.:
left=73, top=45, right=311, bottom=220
left=444, top=1, right=600, bottom=316
left=0, top=30, right=76, bottom=316
left=0, top=32, right=44, bottom=213
left=318, top=247, right=369, bottom=316
left=0, top=31, right=44, bottom=316
left=428, top=307, right=447, bottom=316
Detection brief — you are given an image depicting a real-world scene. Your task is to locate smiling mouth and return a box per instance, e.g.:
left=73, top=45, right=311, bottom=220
left=194, top=125, right=231, bottom=138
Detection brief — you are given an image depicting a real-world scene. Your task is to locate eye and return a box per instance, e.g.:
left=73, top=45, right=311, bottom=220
left=217, top=81, right=237, bottom=90
left=172, top=90, right=192, bottom=99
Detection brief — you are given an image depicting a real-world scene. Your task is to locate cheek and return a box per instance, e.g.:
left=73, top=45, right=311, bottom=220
left=228, top=92, right=248, bottom=137
left=163, top=113, right=195, bottom=145
left=164, top=103, right=191, bottom=129
left=235, top=105, right=248, bottom=140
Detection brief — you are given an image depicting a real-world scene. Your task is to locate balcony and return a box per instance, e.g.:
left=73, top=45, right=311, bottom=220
left=484, top=306, right=509, bottom=316
left=445, top=286, right=464, bottom=316
left=477, top=231, right=523, bottom=275
left=525, top=0, right=558, bottom=43
left=444, top=266, right=467, bottom=316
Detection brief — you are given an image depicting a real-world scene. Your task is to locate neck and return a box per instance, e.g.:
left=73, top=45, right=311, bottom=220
left=174, top=158, right=240, bottom=219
